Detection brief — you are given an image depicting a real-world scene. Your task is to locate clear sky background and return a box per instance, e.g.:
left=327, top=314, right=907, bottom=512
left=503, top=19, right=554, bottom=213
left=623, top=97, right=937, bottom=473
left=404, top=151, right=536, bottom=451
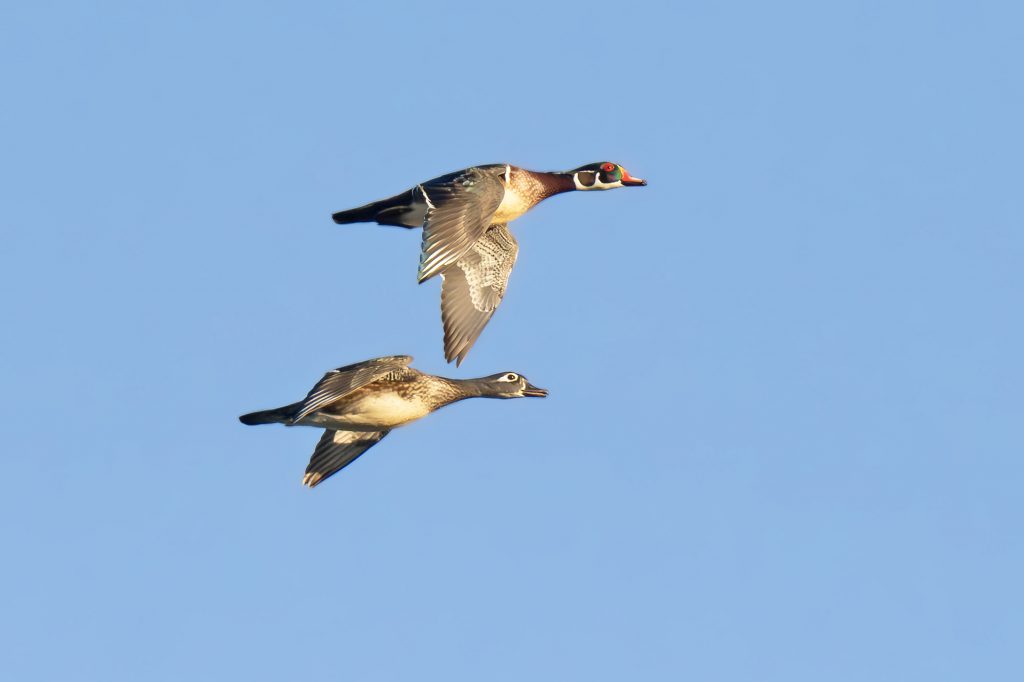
left=2, top=1, right=1022, bottom=680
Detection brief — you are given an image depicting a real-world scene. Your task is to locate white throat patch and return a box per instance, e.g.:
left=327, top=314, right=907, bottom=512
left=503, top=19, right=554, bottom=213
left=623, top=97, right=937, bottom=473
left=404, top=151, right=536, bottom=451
left=572, top=173, right=624, bottom=191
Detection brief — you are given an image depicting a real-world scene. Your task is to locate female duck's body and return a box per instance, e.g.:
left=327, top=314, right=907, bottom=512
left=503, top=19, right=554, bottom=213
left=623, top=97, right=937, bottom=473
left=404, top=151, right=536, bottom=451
left=239, top=355, right=547, bottom=487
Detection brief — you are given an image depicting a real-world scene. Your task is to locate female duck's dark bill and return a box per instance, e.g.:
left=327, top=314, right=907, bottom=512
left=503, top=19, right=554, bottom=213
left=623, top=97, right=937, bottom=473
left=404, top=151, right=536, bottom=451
left=523, top=383, right=549, bottom=397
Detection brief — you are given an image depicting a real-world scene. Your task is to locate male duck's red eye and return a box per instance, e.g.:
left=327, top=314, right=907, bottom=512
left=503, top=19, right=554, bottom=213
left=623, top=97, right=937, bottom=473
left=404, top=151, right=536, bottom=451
left=601, top=163, right=615, bottom=172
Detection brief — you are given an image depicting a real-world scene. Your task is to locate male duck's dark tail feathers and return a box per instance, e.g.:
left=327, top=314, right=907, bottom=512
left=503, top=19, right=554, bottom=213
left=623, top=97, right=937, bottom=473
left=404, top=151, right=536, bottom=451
left=331, top=202, right=381, bottom=225
left=332, top=189, right=425, bottom=228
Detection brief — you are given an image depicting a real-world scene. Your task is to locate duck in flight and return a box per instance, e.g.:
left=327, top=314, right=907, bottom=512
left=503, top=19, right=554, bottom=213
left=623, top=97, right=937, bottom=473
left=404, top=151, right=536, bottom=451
left=331, top=162, right=647, bottom=365
left=239, top=355, right=547, bottom=488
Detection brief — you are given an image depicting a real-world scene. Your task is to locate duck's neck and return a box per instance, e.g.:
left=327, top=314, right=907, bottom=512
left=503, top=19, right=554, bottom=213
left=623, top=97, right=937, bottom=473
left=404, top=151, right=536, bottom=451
left=532, top=171, right=578, bottom=198
left=443, top=378, right=499, bottom=400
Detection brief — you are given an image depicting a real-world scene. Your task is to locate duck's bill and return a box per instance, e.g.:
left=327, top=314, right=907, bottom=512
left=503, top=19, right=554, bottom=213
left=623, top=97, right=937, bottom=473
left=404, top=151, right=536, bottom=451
left=622, top=174, right=646, bottom=186
left=522, top=383, right=549, bottom=397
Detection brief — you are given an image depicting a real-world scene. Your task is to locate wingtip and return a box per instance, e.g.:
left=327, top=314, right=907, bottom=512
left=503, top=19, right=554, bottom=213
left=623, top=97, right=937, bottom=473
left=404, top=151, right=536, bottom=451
left=442, top=335, right=472, bottom=366
left=417, top=266, right=438, bottom=284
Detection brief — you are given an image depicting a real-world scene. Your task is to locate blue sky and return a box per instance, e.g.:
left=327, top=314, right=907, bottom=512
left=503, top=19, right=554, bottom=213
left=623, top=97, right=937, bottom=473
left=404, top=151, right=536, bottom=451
left=2, top=1, right=1022, bottom=680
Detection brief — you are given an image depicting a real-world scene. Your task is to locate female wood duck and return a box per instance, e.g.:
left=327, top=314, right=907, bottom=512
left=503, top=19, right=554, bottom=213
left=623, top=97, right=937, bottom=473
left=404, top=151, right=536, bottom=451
left=331, top=162, right=646, bottom=365
left=239, top=355, right=547, bottom=488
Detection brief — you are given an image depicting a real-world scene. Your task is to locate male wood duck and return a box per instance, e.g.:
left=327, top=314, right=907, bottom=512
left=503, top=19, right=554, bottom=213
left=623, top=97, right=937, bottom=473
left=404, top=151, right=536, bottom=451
left=239, top=355, right=547, bottom=488
left=331, top=162, right=646, bottom=365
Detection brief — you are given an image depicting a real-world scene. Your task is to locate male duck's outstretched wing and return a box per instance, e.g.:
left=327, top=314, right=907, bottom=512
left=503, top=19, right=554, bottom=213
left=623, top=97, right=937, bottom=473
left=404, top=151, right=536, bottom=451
left=290, top=355, right=414, bottom=424
left=303, top=429, right=390, bottom=488
left=440, top=224, right=519, bottom=366
left=417, top=167, right=506, bottom=283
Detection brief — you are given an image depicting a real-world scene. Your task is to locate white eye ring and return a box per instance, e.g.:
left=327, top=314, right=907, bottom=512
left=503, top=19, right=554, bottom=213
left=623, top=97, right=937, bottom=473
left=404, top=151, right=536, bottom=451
left=505, top=373, right=519, bottom=381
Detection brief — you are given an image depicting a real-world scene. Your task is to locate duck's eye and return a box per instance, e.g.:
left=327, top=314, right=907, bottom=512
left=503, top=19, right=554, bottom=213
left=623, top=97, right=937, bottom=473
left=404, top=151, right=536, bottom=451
left=601, top=163, right=615, bottom=172
left=505, top=373, right=518, bottom=381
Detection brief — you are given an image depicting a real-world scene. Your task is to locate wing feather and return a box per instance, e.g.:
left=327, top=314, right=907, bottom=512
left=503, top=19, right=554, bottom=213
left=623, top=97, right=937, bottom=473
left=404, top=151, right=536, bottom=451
left=303, top=429, right=390, bottom=488
left=440, top=224, right=519, bottom=365
left=291, top=355, right=413, bottom=423
left=417, top=168, right=505, bottom=282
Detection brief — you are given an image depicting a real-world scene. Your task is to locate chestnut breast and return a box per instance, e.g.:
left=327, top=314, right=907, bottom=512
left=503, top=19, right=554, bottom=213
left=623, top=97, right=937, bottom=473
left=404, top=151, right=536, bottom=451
left=491, top=167, right=550, bottom=223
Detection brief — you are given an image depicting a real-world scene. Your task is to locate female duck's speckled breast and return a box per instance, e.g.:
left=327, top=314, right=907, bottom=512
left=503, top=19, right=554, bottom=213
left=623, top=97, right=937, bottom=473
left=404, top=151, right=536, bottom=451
left=303, top=377, right=464, bottom=431
left=338, top=391, right=432, bottom=428
left=298, top=391, right=427, bottom=430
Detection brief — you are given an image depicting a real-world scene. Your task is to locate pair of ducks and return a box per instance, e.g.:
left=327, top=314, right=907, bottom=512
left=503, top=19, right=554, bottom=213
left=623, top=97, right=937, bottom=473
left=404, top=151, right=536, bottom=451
left=241, top=162, right=646, bottom=487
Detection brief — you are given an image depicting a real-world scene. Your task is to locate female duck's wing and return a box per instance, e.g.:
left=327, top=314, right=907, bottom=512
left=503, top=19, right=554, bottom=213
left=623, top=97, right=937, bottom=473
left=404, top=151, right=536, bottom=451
left=439, top=223, right=519, bottom=366
left=417, top=167, right=506, bottom=283
left=291, top=355, right=414, bottom=423
left=303, top=429, right=390, bottom=488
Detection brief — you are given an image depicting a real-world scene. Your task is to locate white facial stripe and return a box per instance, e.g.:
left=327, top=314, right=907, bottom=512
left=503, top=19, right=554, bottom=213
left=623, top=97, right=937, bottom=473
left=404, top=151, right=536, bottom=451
left=573, top=173, right=624, bottom=191
left=504, top=164, right=511, bottom=184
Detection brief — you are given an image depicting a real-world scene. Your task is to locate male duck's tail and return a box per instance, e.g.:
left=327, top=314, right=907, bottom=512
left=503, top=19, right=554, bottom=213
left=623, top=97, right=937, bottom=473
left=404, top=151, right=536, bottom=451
left=331, top=202, right=381, bottom=225
left=332, top=189, right=425, bottom=228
